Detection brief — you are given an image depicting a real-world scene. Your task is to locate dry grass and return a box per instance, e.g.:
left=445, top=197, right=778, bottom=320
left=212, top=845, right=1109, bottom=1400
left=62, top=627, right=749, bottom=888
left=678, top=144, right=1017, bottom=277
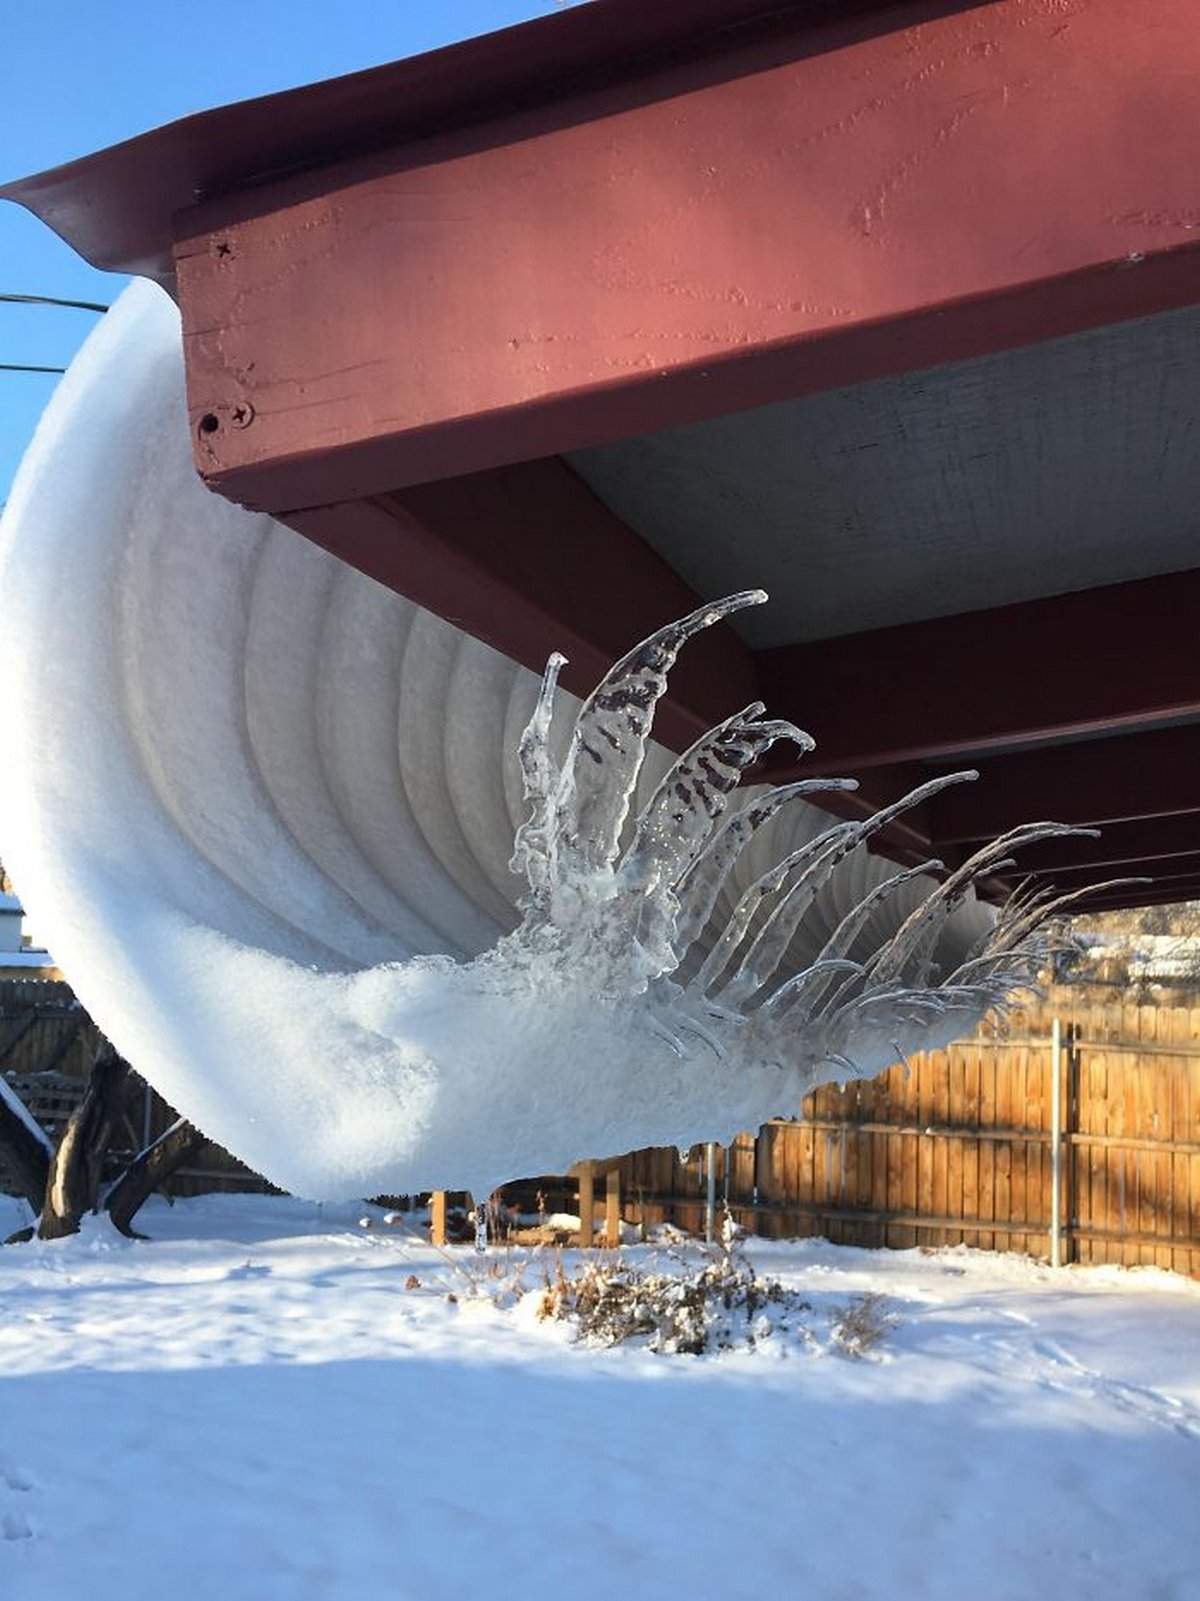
left=536, top=1221, right=811, bottom=1355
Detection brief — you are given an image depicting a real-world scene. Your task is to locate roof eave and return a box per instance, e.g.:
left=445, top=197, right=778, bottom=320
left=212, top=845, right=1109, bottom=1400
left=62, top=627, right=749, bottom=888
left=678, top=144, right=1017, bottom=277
left=0, top=0, right=905, bottom=287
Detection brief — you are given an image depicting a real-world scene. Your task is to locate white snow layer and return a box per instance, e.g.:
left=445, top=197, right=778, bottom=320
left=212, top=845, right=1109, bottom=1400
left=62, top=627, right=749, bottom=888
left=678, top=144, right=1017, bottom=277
left=1, top=1195, right=1198, bottom=1601
left=0, top=281, right=1052, bottom=1202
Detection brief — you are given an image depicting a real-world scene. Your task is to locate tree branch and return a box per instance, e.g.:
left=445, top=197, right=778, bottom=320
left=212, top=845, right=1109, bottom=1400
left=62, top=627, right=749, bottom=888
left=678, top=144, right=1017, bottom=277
left=105, top=1118, right=205, bottom=1238
left=38, top=1048, right=130, bottom=1240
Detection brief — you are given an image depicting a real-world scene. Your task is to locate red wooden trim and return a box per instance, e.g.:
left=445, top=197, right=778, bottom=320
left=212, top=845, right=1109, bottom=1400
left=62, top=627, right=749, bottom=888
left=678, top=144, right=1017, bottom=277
left=284, top=459, right=761, bottom=753
left=283, top=457, right=936, bottom=858
left=170, top=0, right=1200, bottom=510
left=760, top=571, right=1200, bottom=773
left=928, top=726, right=1200, bottom=846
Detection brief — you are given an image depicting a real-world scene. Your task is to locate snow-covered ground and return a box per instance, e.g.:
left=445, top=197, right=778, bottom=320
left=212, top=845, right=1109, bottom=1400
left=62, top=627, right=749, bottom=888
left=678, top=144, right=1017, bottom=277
left=1, top=1194, right=1197, bottom=1601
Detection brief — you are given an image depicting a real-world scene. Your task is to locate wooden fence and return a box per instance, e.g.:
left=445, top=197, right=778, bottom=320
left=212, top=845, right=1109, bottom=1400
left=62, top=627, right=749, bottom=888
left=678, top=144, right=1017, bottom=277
left=612, top=991, right=1200, bottom=1278
left=5, top=978, right=1199, bottom=1275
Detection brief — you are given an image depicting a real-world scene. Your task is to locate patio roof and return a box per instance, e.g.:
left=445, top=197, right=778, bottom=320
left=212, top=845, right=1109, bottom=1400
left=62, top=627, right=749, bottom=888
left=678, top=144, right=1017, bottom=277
left=5, top=0, right=1198, bottom=908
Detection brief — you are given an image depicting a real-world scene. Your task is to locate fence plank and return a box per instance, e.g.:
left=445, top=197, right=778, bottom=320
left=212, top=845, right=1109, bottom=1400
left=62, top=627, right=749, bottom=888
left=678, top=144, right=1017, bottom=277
left=1177, top=1061, right=1199, bottom=1275
left=916, top=1053, right=935, bottom=1246
left=979, top=1049, right=997, bottom=1253
left=960, top=1045, right=980, bottom=1250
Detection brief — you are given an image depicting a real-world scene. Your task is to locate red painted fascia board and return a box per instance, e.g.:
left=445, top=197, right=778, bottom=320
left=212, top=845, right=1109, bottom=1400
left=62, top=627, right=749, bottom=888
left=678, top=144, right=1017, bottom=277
left=186, top=251, right=1200, bottom=517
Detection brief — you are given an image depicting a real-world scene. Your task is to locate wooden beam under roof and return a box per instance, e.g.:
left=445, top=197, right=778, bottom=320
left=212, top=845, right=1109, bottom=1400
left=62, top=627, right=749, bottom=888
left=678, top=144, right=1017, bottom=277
left=927, top=726, right=1200, bottom=847
left=1038, top=852, right=1200, bottom=890
left=1047, top=873, right=1200, bottom=915
left=760, top=571, right=1200, bottom=774
left=977, top=815, right=1200, bottom=880
left=7, top=0, right=1200, bottom=915
left=284, top=459, right=762, bottom=754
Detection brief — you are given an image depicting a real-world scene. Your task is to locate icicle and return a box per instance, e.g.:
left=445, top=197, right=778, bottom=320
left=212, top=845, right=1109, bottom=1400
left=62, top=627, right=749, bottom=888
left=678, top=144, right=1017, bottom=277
left=509, top=650, right=567, bottom=908
left=714, top=831, right=862, bottom=1007
left=552, top=590, right=767, bottom=875
left=759, top=958, right=866, bottom=1026
left=716, top=774, right=977, bottom=1008
left=863, top=823, right=1089, bottom=990
left=622, top=703, right=811, bottom=892
left=672, top=777, right=859, bottom=956
left=689, top=822, right=860, bottom=998
left=4, top=283, right=1121, bottom=1207
left=676, top=1016, right=727, bottom=1061
left=803, top=862, right=945, bottom=1018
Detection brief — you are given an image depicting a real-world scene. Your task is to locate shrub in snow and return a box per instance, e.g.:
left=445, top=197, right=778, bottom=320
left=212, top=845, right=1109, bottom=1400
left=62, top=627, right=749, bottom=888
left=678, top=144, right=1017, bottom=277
left=537, top=1227, right=811, bottom=1355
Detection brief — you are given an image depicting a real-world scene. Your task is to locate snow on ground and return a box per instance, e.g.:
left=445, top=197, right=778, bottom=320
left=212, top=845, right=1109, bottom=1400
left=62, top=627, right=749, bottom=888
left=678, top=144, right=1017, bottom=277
left=1, top=1194, right=1198, bottom=1601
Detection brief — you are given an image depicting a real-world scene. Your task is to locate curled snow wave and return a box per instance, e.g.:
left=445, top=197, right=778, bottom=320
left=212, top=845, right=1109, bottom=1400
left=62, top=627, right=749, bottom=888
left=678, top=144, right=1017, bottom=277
left=0, top=282, right=1026, bottom=1200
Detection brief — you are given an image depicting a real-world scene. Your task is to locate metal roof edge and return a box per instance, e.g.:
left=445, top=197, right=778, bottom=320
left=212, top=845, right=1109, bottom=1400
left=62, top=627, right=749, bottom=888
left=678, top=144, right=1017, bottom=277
left=0, top=0, right=969, bottom=285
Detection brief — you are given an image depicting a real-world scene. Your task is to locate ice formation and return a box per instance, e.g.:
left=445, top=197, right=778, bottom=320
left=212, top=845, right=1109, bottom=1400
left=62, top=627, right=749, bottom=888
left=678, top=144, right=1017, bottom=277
left=0, top=282, right=1083, bottom=1201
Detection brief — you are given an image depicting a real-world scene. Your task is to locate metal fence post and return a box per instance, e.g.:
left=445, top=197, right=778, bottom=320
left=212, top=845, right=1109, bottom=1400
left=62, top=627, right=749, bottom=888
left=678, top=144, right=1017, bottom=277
left=704, top=1141, right=717, bottom=1243
left=1050, top=1017, right=1063, bottom=1268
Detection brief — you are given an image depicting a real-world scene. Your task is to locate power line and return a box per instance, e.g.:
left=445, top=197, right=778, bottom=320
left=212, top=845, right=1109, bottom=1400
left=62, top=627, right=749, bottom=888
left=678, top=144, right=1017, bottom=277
left=1, top=292, right=109, bottom=314
left=2, top=291, right=107, bottom=374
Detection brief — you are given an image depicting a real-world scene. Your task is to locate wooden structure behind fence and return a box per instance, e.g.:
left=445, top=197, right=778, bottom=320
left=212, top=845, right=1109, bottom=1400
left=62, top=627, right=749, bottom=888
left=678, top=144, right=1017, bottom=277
left=0, top=978, right=269, bottom=1201
left=0, top=979, right=100, bottom=1082
left=614, top=991, right=1200, bottom=1279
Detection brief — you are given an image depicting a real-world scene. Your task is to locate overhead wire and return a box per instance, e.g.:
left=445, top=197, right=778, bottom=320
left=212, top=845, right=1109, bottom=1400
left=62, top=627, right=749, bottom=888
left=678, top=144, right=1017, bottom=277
left=1, top=290, right=108, bottom=373
left=1, top=292, right=110, bottom=314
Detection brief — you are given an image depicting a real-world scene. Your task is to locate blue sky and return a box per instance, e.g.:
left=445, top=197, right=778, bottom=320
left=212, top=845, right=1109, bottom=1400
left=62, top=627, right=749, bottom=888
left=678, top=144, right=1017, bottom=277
left=0, top=1, right=569, bottom=503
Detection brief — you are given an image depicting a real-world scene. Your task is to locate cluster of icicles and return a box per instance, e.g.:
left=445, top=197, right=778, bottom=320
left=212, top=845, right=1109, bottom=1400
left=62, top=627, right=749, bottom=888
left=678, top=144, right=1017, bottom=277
left=495, top=588, right=1093, bottom=1088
